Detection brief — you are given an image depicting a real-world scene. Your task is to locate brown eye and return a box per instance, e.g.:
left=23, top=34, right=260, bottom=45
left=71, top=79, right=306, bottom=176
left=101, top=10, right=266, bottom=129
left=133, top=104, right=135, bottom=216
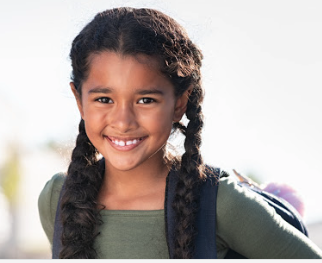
left=138, top=97, right=156, bottom=104
left=97, top=97, right=113, bottom=104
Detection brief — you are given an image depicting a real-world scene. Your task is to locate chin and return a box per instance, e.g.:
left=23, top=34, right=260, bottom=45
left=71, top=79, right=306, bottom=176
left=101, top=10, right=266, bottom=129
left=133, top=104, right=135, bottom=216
left=106, top=159, right=142, bottom=172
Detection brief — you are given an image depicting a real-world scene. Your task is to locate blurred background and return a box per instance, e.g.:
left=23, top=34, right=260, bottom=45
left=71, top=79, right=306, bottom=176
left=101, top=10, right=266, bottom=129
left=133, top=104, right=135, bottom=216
left=0, top=0, right=321, bottom=258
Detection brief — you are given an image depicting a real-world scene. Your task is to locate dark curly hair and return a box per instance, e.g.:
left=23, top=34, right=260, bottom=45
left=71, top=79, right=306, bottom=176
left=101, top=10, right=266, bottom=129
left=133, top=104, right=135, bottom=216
left=60, top=7, right=205, bottom=259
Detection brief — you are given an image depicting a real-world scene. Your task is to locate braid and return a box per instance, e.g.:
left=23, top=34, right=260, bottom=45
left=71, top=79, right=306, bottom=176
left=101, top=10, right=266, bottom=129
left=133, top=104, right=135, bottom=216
left=59, top=119, right=103, bottom=258
left=172, top=84, right=205, bottom=258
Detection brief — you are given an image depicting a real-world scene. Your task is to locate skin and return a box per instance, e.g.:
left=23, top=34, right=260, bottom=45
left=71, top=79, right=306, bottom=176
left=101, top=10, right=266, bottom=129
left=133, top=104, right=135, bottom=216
left=71, top=51, right=190, bottom=210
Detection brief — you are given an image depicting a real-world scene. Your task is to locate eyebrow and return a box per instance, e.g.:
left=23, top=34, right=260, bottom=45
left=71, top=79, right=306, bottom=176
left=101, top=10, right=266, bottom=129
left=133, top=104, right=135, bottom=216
left=136, top=88, right=164, bottom=96
left=88, top=87, right=165, bottom=95
left=88, top=87, right=113, bottom=94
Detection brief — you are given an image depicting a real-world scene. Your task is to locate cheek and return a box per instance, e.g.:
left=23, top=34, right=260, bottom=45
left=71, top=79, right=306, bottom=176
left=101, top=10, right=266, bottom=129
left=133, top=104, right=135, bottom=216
left=83, top=103, right=105, bottom=123
left=140, top=106, right=174, bottom=132
left=82, top=108, right=107, bottom=138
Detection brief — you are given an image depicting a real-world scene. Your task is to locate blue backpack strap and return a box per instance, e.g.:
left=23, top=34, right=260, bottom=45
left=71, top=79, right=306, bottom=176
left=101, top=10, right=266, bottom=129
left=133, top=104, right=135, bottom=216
left=165, top=165, right=220, bottom=259
left=52, top=182, right=65, bottom=259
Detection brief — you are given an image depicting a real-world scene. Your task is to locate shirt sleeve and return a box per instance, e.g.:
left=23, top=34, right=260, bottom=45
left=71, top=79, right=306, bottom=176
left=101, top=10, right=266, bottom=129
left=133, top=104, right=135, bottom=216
left=38, top=173, right=65, bottom=247
left=216, top=175, right=322, bottom=259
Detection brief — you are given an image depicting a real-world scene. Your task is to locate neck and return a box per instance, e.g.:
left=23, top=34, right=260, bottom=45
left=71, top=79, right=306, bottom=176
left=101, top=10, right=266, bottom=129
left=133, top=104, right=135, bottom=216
left=97, top=154, right=171, bottom=210
left=105, top=160, right=169, bottom=194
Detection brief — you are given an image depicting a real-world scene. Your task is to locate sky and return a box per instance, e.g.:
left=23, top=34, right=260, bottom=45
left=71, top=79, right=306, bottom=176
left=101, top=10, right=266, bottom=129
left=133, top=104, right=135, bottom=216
left=0, top=0, right=322, bottom=225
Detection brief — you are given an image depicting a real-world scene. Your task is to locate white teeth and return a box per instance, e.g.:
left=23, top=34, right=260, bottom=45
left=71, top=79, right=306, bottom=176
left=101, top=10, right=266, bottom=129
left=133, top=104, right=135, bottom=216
left=112, top=138, right=141, bottom=147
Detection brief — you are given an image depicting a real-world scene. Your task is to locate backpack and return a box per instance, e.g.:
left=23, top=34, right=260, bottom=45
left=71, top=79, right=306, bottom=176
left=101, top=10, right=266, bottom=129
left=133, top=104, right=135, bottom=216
left=166, top=166, right=308, bottom=259
left=52, top=165, right=308, bottom=259
left=219, top=169, right=309, bottom=258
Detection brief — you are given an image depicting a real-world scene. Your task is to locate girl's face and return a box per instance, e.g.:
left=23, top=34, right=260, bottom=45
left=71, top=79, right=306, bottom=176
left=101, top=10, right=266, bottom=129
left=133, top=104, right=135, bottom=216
left=72, top=51, right=189, bottom=173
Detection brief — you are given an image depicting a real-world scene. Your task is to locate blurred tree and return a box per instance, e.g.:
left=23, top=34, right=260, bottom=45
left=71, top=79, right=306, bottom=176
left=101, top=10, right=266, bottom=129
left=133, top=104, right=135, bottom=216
left=0, top=144, right=21, bottom=258
left=1, top=147, right=20, bottom=206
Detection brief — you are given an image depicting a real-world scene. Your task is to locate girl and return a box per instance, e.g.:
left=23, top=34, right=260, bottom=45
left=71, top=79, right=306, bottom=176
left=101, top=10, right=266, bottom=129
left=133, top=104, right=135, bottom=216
left=38, top=7, right=322, bottom=259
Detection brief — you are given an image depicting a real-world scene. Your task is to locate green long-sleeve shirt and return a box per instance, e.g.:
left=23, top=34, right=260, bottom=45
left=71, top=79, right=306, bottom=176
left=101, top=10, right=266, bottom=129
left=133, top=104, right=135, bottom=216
left=38, top=172, right=322, bottom=259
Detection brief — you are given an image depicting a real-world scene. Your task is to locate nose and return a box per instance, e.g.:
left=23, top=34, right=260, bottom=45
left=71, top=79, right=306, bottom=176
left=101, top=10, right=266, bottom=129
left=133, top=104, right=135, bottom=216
left=110, top=103, right=138, bottom=133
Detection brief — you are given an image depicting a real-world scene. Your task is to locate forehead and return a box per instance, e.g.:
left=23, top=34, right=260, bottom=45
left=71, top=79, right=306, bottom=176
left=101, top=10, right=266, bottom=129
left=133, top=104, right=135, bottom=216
left=82, top=51, right=174, bottom=94
left=88, top=51, right=163, bottom=74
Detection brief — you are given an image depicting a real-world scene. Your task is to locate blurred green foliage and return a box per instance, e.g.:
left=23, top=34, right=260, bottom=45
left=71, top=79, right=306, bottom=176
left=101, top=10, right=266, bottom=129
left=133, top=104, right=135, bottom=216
left=0, top=146, right=20, bottom=207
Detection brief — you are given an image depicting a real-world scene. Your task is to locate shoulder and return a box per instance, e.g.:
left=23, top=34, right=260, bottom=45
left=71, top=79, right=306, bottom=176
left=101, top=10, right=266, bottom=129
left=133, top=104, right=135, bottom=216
left=38, top=172, right=66, bottom=245
left=202, top=165, right=244, bottom=199
left=203, top=167, right=279, bottom=230
left=216, top=170, right=274, bottom=218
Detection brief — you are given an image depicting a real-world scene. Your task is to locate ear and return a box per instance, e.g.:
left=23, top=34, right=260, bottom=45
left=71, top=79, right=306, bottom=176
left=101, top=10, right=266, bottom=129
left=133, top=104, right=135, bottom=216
left=70, top=82, right=84, bottom=118
left=173, top=87, right=192, bottom=122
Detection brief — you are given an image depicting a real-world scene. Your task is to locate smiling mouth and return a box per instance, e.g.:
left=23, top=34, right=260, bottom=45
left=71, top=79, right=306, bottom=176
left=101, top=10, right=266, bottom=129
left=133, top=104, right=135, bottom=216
left=107, top=136, right=147, bottom=148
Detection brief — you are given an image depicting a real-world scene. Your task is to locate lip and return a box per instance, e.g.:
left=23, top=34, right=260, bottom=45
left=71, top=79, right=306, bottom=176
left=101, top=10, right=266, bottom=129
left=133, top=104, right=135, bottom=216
left=105, top=135, right=147, bottom=151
